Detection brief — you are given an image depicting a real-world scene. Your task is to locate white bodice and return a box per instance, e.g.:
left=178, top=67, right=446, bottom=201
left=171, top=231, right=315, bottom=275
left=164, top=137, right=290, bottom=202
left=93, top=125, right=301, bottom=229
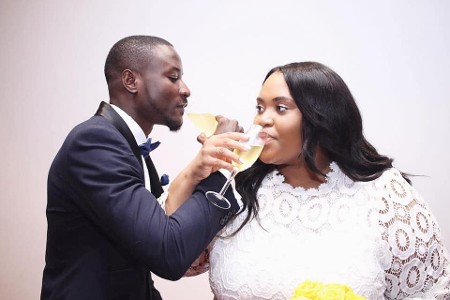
left=205, top=163, right=450, bottom=300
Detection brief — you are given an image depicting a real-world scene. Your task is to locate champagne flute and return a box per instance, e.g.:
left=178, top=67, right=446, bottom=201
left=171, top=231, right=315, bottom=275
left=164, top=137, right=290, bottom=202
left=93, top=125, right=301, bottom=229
left=206, top=124, right=264, bottom=209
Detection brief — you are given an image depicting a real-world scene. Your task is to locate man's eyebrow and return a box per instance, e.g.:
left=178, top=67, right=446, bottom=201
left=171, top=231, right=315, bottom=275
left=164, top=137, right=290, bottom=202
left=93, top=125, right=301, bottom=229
left=172, top=66, right=182, bottom=73
left=165, top=65, right=181, bottom=73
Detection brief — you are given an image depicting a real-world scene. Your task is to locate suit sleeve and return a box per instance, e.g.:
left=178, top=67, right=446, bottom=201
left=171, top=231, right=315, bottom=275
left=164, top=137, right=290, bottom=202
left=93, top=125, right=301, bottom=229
left=58, top=120, right=238, bottom=280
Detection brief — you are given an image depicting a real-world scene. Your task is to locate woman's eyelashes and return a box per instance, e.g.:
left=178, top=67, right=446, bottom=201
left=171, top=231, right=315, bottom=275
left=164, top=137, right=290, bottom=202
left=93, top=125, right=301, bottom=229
left=255, top=103, right=289, bottom=114
left=277, top=105, right=288, bottom=112
left=256, top=104, right=264, bottom=113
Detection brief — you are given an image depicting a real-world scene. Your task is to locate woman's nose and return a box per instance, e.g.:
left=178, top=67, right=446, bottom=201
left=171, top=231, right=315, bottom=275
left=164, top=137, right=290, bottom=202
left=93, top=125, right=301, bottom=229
left=254, top=112, right=274, bottom=127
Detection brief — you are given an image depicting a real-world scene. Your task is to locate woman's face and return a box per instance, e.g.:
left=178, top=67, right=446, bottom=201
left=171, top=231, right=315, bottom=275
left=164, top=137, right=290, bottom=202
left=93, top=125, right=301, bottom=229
left=254, top=72, right=303, bottom=166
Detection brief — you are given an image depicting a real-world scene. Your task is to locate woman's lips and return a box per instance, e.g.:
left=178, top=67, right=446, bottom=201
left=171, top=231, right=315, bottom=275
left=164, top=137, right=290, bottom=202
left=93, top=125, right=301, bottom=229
left=259, top=131, right=274, bottom=143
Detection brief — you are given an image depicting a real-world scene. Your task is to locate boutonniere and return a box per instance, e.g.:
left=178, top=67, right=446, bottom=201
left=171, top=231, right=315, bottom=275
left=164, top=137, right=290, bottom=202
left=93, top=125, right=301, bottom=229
left=289, top=280, right=366, bottom=300
left=160, top=174, right=169, bottom=186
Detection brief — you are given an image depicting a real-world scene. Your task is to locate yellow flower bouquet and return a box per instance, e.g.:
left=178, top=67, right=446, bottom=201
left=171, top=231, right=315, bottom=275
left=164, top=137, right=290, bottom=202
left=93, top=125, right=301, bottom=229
left=289, top=280, right=366, bottom=300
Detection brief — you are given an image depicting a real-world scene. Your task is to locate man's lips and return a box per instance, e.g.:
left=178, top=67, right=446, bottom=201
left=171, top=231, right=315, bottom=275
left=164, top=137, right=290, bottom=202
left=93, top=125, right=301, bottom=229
left=176, top=102, right=188, bottom=114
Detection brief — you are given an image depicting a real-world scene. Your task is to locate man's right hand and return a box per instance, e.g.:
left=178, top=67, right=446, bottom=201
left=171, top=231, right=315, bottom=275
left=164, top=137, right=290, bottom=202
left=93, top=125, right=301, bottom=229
left=166, top=130, right=248, bottom=215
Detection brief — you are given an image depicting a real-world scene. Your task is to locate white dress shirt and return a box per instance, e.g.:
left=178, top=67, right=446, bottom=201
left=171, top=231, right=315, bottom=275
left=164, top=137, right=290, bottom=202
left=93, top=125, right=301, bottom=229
left=110, top=104, right=168, bottom=211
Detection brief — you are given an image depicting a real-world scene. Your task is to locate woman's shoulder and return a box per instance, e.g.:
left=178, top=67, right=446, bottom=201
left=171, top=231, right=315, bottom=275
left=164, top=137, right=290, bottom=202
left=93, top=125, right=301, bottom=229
left=373, top=167, right=405, bottom=183
left=367, top=167, right=412, bottom=193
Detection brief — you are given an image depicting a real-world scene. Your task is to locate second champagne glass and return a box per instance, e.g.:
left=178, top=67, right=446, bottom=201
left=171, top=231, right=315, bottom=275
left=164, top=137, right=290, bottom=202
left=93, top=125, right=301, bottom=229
left=205, top=124, right=265, bottom=209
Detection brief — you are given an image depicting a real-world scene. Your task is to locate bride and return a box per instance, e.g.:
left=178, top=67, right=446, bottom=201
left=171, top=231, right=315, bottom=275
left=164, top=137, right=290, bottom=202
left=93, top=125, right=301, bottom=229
left=181, top=62, right=450, bottom=299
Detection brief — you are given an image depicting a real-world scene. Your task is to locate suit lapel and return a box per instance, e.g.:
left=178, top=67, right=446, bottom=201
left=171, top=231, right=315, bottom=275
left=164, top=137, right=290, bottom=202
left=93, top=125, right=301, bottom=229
left=95, top=101, right=163, bottom=197
left=145, top=157, right=164, bottom=199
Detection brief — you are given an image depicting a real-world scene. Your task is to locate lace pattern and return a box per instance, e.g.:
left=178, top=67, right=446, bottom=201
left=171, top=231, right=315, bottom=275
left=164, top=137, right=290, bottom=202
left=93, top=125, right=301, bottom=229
left=190, top=163, right=450, bottom=299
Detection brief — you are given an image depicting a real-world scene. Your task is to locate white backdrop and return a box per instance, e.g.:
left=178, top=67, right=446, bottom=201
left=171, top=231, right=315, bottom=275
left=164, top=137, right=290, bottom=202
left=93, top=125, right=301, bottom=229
left=1, top=0, right=449, bottom=299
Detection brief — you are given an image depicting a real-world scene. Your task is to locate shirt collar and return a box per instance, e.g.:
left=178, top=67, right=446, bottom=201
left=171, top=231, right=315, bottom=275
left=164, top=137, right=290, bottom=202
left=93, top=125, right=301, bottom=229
left=110, top=104, right=147, bottom=145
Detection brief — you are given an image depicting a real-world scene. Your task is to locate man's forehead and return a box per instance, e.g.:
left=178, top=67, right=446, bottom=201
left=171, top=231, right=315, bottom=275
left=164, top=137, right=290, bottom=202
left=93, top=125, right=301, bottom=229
left=149, top=44, right=183, bottom=71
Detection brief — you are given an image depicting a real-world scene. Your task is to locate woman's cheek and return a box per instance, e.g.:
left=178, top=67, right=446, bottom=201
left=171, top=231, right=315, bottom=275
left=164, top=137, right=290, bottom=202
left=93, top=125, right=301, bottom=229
left=259, top=145, right=277, bottom=164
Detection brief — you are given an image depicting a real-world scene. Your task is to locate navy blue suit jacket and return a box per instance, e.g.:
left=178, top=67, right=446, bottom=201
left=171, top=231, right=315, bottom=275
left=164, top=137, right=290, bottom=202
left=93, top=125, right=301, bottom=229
left=41, top=102, right=238, bottom=299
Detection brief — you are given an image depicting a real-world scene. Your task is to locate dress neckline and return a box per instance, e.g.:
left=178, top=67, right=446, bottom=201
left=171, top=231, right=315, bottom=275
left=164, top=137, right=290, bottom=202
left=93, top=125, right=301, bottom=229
left=270, top=162, right=341, bottom=196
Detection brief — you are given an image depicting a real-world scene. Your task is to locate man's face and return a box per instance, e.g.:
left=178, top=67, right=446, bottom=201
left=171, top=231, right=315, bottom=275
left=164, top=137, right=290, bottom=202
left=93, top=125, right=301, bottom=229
left=136, top=44, right=190, bottom=132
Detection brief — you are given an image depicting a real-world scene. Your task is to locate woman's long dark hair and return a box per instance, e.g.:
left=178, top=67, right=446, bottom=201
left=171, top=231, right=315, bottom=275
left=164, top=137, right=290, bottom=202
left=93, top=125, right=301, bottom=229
left=234, top=62, right=409, bottom=234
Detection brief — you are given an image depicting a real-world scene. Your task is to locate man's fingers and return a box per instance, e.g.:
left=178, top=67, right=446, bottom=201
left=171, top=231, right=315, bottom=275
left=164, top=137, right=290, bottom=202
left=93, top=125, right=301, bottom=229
left=213, top=116, right=241, bottom=135
left=197, top=133, right=207, bottom=144
left=216, top=147, right=225, bottom=157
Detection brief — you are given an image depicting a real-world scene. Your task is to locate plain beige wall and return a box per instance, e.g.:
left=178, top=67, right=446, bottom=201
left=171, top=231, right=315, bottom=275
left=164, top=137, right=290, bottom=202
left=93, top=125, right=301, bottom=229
left=1, top=0, right=449, bottom=299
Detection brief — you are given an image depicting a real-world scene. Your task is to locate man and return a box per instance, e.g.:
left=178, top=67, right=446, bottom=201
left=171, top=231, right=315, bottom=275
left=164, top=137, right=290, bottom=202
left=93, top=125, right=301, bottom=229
left=41, top=35, right=246, bottom=299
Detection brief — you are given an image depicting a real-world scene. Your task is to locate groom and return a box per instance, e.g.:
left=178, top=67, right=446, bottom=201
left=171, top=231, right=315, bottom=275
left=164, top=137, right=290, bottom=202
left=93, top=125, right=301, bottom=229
left=41, top=35, right=244, bottom=299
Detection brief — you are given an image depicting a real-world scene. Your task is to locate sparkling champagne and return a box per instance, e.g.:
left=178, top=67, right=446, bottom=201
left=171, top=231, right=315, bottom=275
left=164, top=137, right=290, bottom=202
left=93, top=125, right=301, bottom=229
left=232, top=145, right=264, bottom=171
left=205, top=124, right=264, bottom=209
left=187, top=112, right=218, bottom=136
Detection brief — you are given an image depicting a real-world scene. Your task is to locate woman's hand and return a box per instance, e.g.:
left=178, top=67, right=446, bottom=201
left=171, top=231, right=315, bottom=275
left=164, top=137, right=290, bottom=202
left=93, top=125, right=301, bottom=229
left=197, top=115, right=244, bottom=144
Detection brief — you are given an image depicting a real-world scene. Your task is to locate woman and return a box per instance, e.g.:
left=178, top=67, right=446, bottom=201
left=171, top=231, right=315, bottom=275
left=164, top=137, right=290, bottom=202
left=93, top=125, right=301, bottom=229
left=186, top=62, right=450, bottom=299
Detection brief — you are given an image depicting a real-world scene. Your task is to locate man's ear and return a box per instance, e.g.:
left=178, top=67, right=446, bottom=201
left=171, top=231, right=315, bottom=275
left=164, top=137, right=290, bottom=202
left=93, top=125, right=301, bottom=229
left=122, top=69, right=138, bottom=93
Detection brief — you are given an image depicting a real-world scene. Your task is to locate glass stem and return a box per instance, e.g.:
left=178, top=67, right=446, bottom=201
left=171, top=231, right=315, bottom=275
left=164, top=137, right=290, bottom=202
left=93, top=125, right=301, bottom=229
left=219, top=171, right=237, bottom=195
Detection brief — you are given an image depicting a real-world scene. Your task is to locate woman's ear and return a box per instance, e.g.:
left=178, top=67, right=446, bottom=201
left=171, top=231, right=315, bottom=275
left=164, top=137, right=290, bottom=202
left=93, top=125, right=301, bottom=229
left=122, top=69, right=138, bottom=93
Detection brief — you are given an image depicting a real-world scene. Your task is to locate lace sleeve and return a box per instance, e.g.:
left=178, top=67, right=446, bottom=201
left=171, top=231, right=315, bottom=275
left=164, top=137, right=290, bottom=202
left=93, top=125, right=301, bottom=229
left=184, top=245, right=211, bottom=277
left=376, top=169, right=450, bottom=299
left=156, top=191, right=168, bottom=213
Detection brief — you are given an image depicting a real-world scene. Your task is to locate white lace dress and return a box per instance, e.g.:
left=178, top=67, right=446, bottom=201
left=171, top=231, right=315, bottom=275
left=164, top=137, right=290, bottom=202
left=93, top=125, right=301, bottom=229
left=187, top=163, right=450, bottom=299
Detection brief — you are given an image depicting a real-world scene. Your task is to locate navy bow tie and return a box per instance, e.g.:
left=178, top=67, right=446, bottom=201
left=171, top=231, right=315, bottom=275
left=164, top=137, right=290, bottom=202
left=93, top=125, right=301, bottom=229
left=138, top=138, right=161, bottom=159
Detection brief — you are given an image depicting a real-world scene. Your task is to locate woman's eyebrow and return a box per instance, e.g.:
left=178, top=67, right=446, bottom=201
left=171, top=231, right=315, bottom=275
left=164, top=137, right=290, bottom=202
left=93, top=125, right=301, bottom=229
left=257, top=96, right=294, bottom=102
